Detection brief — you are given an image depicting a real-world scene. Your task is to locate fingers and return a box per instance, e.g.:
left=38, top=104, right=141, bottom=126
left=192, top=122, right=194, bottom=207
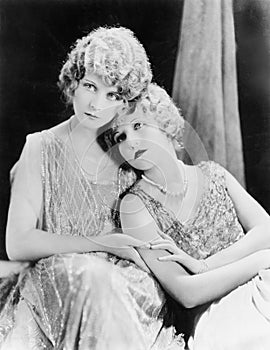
left=136, top=242, right=151, bottom=249
left=119, top=234, right=148, bottom=248
left=127, top=239, right=151, bottom=248
left=150, top=239, right=179, bottom=254
left=150, top=239, right=173, bottom=246
left=156, top=230, right=174, bottom=242
left=151, top=244, right=177, bottom=254
left=111, top=234, right=146, bottom=248
left=157, top=255, right=181, bottom=263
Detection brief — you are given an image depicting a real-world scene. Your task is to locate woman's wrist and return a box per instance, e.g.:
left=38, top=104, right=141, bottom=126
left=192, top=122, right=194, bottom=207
left=183, top=256, right=209, bottom=274
left=83, top=236, right=108, bottom=253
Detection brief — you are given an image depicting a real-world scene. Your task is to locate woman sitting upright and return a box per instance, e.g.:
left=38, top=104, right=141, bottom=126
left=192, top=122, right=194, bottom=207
left=3, top=28, right=182, bottom=350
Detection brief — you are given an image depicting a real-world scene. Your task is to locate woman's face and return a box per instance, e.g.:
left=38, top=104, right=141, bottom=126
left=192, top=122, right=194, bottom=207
left=73, top=72, right=124, bottom=129
left=113, top=107, right=171, bottom=171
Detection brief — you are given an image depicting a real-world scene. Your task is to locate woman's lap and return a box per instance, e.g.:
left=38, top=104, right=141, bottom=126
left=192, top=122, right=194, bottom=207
left=3, top=253, right=174, bottom=349
left=191, top=269, right=270, bottom=350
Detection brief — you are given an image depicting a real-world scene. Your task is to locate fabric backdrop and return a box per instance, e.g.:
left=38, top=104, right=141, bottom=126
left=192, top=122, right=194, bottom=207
left=173, top=0, right=245, bottom=186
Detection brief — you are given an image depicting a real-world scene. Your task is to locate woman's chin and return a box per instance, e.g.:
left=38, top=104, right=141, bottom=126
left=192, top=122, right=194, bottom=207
left=75, top=114, right=113, bottom=130
left=128, top=158, right=153, bottom=171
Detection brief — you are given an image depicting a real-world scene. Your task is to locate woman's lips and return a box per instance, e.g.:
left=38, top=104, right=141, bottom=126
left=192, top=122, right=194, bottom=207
left=134, top=149, right=147, bottom=159
left=85, top=112, right=98, bottom=119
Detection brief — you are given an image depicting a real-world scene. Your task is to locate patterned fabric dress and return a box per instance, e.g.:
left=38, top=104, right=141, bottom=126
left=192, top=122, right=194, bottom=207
left=0, top=131, right=184, bottom=350
left=129, top=161, right=270, bottom=350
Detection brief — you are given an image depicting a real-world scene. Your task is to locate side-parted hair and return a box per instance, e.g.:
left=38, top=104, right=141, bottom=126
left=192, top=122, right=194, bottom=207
left=58, top=26, right=152, bottom=103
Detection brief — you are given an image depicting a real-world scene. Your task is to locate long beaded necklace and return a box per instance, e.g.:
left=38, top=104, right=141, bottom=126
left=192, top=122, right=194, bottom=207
left=68, top=118, right=115, bottom=184
left=141, top=161, right=188, bottom=198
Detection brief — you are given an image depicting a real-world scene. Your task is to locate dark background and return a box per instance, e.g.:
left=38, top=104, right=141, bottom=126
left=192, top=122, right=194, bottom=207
left=0, top=0, right=269, bottom=260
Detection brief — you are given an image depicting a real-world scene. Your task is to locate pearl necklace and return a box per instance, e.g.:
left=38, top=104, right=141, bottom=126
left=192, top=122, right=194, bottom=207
left=141, top=163, right=188, bottom=198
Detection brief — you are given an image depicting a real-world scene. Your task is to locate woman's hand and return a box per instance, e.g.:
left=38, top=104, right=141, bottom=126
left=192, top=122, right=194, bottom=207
left=150, top=232, right=207, bottom=274
left=96, top=233, right=150, bottom=249
left=111, top=245, right=151, bottom=273
left=93, top=233, right=151, bottom=272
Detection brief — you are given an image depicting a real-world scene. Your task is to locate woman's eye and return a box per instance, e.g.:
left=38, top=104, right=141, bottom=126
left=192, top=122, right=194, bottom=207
left=133, top=122, right=143, bottom=130
left=83, top=82, right=96, bottom=92
left=108, top=92, right=122, bottom=101
left=114, top=133, right=126, bottom=144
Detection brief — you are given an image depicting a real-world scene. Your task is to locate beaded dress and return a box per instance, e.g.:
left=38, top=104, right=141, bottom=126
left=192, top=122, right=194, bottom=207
left=129, top=161, right=270, bottom=350
left=0, top=130, right=184, bottom=350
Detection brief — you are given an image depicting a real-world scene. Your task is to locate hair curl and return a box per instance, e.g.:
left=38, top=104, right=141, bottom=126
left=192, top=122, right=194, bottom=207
left=58, top=26, right=152, bottom=104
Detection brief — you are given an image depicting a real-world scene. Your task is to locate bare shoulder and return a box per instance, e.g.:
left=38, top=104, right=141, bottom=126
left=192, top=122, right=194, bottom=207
left=222, top=167, right=269, bottom=228
left=120, top=192, right=161, bottom=241
left=120, top=192, right=145, bottom=215
left=120, top=192, right=154, bottom=226
left=222, top=167, right=244, bottom=192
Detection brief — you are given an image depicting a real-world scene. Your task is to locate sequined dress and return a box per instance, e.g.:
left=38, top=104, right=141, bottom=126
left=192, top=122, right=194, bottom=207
left=0, top=131, right=184, bottom=350
left=129, top=161, right=270, bottom=350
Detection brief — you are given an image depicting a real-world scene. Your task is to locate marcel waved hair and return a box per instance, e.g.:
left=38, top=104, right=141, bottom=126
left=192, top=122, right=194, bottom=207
left=58, top=26, right=152, bottom=103
left=114, top=83, right=185, bottom=148
left=110, top=84, right=185, bottom=194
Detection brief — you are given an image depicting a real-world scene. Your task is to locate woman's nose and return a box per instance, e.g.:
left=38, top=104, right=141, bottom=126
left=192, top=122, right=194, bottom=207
left=128, top=137, right=140, bottom=150
left=90, top=94, right=106, bottom=111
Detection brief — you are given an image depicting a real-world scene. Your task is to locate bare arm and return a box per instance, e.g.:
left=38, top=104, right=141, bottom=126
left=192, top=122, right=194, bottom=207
left=7, top=188, right=150, bottom=270
left=6, top=134, right=111, bottom=261
left=6, top=134, right=149, bottom=269
left=120, top=194, right=270, bottom=308
left=205, top=169, right=270, bottom=270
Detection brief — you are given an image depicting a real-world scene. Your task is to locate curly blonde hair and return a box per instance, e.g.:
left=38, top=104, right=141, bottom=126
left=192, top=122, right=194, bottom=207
left=58, top=26, right=152, bottom=103
left=113, top=83, right=184, bottom=148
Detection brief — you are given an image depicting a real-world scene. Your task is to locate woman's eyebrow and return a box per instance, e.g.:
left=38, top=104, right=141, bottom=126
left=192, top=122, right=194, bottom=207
left=130, top=117, right=140, bottom=123
left=109, top=87, right=119, bottom=93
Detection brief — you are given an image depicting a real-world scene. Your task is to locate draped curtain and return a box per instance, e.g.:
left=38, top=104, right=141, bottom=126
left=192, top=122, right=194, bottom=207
left=173, top=0, right=245, bottom=186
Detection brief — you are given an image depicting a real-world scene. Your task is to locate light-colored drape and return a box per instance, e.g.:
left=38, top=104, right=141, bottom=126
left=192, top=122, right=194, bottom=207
left=173, top=0, right=245, bottom=186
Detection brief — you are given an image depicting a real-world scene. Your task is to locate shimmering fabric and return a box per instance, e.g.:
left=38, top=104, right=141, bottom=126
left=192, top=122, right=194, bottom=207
left=0, top=272, right=26, bottom=345
left=1, top=131, right=184, bottom=350
left=130, top=161, right=244, bottom=259
left=130, top=161, right=270, bottom=350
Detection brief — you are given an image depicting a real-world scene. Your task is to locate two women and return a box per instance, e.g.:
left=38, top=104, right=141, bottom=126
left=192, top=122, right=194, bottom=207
left=3, top=28, right=182, bottom=349
left=4, top=24, right=269, bottom=350
left=112, top=83, right=270, bottom=349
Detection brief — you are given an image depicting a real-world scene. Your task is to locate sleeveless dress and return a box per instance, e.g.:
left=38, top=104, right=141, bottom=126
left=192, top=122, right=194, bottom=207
left=0, top=131, right=184, bottom=350
left=129, top=161, right=270, bottom=350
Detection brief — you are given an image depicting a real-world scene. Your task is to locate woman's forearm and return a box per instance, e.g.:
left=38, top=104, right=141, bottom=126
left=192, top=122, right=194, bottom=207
left=163, top=250, right=270, bottom=308
left=139, top=247, right=270, bottom=309
left=7, top=228, right=107, bottom=261
left=205, top=222, right=270, bottom=270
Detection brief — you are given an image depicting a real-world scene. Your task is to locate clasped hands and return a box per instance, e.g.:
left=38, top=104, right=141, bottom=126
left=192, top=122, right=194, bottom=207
left=98, top=230, right=208, bottom=274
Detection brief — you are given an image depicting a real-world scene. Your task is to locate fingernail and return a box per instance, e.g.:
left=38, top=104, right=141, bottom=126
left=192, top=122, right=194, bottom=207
left=140, top=243, right=151, bottom=249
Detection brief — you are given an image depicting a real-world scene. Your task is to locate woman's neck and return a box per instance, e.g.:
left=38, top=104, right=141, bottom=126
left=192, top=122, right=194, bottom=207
left=144, top=152, right=185, bottom=191
left=68, top=116, right=120, bottom=181
left=70, top=115, right=99, bottom=148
